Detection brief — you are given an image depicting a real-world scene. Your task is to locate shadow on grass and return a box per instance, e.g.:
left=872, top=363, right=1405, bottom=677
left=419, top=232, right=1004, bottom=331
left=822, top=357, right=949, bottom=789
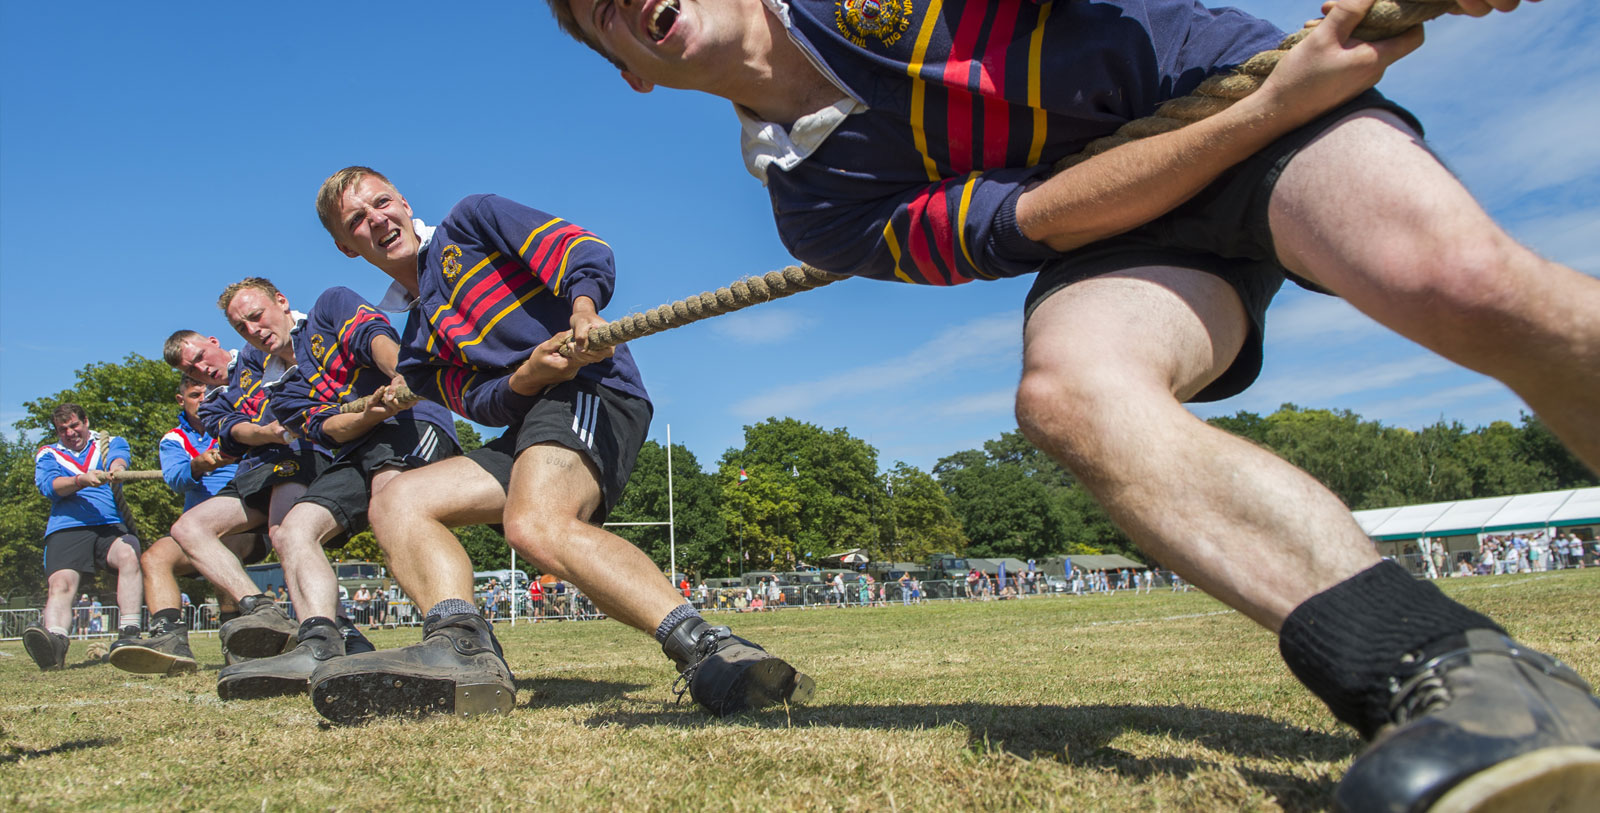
left=1, top=737, right=119, bottom=765
left=516, top=677, right=650, bottom=709
left=588, top=702, right=1357, bottom=810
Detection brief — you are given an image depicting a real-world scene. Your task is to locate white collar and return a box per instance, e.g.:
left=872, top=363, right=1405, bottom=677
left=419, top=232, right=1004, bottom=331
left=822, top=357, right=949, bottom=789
left=735, top=0, right=863, bottom=184
left=376, top=218, right=432, bottom=312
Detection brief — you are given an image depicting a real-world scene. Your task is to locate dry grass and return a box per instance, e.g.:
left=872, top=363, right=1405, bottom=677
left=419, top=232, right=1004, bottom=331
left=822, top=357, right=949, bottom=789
left=3, top=569, right=1597, bottom=811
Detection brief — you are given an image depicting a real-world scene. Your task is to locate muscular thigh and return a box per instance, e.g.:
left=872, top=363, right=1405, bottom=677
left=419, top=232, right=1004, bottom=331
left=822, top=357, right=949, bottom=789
left=506, top=442, right=604, bottom=526
left=180, top=495, right=262, bottom=538
left=385, top=456, right=507, bottom=528
left=1023, top=266, right=1250, bottom=401
left=1268, top=110, right=1510, bottom=317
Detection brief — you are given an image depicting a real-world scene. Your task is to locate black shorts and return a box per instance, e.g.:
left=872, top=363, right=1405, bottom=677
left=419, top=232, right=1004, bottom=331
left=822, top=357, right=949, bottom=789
left=43, top=524, right=139, bottom=576
left=1023, top=90, right=1422, bottom=402
left=216, top=445, right=329, bottom=516
left=467, top=378, right=651, bottom=524
left=296, top=419, right=458, bottom=536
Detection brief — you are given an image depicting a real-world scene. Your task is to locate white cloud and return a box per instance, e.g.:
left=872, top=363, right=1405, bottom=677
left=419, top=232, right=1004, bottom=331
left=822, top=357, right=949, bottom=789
left=1243, top=352, right=1459, bottom=407
left=1265, top=294, right=1386, bottom=344
left=730, top=311, right=1020, bottom=418
left=933, top=388, right=1017, bottom=418
left=707, top=308, right=816, bottom=344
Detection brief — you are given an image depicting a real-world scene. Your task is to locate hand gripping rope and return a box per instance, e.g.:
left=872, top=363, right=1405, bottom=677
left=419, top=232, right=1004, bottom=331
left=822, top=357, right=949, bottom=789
left=1055, top=0, right=1461, bottom=169
left=337, top=0, right=1471, bottom=416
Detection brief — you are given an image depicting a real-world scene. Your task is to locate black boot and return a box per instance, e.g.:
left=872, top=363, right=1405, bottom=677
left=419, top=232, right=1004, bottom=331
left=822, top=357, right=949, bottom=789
left=1335, top=629, right=1600, bottom=812
left=219, top=594, right=298, bottom=659
left=217, top=618, right=344, bottom=700
left=661, top=616, right=814, bottom=717
left=22, top=622, right=69, bottom=671
left=336, top=616, right=376, bottom=655
left=309, top=613, right=513, bottom=725
left=110, top=616, right=196, bottom=675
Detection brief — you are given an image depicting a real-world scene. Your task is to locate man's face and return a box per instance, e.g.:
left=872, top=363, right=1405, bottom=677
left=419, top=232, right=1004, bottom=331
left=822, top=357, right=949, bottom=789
left=53, top=413, right=90, bottom=452
left=333, top=176, right=418, bottom=267
left=175, top=335, right=232, bottom=387
left=176, top=383, right=206, bottom=422
left=226, top=287, right=296, bottom=356
left=567, top=0, right=750, bottom=94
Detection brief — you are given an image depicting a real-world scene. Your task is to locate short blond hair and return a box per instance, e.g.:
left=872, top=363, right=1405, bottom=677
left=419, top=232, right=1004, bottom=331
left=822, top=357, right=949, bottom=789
left=217, top=277, right=284, bottom=313
left=316, top=166, right=395, bottom=239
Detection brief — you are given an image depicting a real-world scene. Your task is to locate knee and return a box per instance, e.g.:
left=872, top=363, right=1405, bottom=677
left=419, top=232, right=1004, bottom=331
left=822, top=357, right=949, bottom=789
left=1015, top=363, right=1127, bottom=465
left=369, top=479, right=430, bottom=537
left=1380, top=231, right=1533, bottom=326
left=46, top=571, right=76, bottom=594
left=501, top=513, right=567, bottom=574
left=141, top=538, right=181, bottom=572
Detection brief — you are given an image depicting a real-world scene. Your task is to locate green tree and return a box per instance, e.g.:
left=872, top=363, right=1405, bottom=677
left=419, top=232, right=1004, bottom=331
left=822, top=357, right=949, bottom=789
left=881, top=461, right=965, bottom=563
left=609, top=440, right=726, bottom=578
left=1515, top=413, right=1597, bottom=489
left=718, top=418, right=882, bottom=569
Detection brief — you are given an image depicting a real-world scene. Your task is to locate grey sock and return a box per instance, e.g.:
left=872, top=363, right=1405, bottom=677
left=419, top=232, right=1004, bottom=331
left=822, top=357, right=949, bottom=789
left=654, top=603, right=701, bottom=643
left=426, top=598, right=479, bottom=621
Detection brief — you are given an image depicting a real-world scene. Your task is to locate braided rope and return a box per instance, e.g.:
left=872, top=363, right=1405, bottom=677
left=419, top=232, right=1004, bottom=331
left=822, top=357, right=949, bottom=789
left=340, top=264, right=847, bottom=413
left=106, top=469, right=167, bottom=482
left=1055, top=0, right=1459, bottom=169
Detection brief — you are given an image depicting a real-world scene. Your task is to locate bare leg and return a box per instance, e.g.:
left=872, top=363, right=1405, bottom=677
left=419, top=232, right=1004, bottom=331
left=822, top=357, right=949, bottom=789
left=144, top=534, right=259, bottom=612
left=41, top=569, right=82, bottom=632
left=1016, top=267, right=1381, bottom=631
left=269, top=502, right=344, bottom=621
left=141, top=537, right=188, bottom=612
left=106, top=536, right=143, bottom=621
left=171, top=495, right=267, bottom=601
left=1270, top=111, right=1600, bottom=471
left=502, top=443, right=682, bottom=634
left=368, top=457, right=505, bottom=611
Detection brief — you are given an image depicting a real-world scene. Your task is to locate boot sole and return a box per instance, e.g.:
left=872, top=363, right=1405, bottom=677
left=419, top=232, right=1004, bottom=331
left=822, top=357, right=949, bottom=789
left=110, top=645, right=198, bottom=675
left=311, top=672, right=514, bottom=724
left=222, top=626, right=296, bottom=659
left=726, top=658, right=816, bottom=715
left=1430, top=746, right=1600, bottom=813
left=22, top=628, right=60, bottom=671
left=217, top=673, right=309, bottom=701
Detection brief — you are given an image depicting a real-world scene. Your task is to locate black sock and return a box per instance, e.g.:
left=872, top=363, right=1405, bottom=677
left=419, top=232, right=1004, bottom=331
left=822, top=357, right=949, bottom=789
left=152, top=608, right=182, bottom=626
left=1278, top=560, right=1504, bottom=739
left=654, top=603, right=701, bottom=644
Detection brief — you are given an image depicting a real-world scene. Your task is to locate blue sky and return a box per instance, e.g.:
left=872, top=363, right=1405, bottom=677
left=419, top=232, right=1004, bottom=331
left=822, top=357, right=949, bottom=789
left=2, top=1, right=1595, bottom=475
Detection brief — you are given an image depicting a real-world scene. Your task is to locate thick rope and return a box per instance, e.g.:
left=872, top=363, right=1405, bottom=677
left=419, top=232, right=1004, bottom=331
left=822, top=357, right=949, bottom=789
left=339, top=264, right=847, bottom=413
left=344, top=0, right=1466, bottom=416
left=106, top=469, right=166, bottom=482
left=1054, top=0, right=1459, bottom=169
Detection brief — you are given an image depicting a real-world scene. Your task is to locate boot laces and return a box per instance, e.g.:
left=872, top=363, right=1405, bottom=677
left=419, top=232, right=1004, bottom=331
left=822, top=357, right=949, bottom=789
left=671, top=626, right=732, bottom=704
left=1386, top=642, right=1577, bottom=726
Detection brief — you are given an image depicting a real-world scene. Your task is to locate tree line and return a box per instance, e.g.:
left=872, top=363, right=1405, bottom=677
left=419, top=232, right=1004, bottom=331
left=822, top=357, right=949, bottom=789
left=1, top=355, right=1592, bottom=600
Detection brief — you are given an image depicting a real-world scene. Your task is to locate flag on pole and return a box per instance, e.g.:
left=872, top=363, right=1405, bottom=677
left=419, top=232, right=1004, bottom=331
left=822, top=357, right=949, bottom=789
left=738, top=468, right=748, bottom=484
left=997, top=560, right=1007, bottom=590
left=791, top=464, right=798, bottom=477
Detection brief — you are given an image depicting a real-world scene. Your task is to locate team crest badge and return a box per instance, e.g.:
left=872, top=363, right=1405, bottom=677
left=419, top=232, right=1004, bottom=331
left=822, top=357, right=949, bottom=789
left=310, top=333, right=328, bottom=362
left=239, top=368, right=253, bottom=389
left=835, top=0, right=912, bottom=48
left=441, top=245, right=464, bottom=282
left=273, top=459, right=299, bottom=477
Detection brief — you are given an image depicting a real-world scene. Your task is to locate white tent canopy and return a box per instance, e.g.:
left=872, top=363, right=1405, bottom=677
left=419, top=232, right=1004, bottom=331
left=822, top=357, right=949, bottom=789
left=1353, top=487, right=1600, bottom=541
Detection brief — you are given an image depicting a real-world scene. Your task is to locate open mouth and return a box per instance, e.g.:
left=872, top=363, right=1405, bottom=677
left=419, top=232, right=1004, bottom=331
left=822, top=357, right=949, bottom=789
left=379, top=228, right=401, bottom=249
left=647, top=0, right=679, bottom=42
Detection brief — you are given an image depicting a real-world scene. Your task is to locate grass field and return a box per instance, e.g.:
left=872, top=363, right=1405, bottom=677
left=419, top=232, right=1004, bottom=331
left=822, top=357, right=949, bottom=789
left=3, top=569, right=1597, bottom=811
